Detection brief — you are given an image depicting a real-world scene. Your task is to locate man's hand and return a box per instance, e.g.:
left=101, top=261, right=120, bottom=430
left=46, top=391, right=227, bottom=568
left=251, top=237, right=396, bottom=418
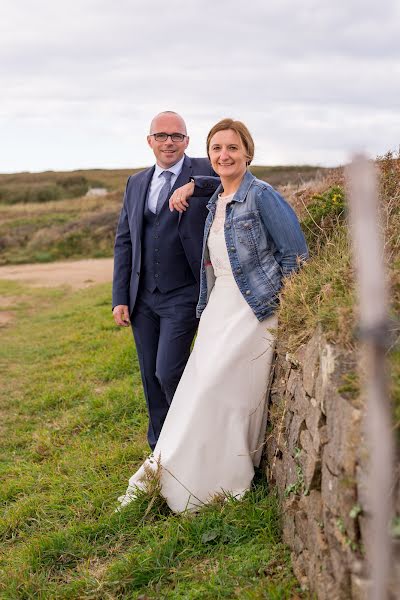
left=113, top=304, right=131, bottom=327
left=169, top=181, right=195, bottom=212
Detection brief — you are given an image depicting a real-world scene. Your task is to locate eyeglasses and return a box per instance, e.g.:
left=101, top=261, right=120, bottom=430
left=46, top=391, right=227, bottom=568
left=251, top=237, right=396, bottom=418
left=150, top=132, right=187, bottom=142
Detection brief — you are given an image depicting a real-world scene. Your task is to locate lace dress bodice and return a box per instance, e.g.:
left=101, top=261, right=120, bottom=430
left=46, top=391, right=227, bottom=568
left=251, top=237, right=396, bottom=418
left=208, top=193, right=234, bottom=278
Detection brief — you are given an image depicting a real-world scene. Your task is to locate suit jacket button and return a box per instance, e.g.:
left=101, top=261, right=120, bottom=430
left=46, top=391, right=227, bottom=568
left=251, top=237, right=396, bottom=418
left=245, top=290, right=251, bottom=295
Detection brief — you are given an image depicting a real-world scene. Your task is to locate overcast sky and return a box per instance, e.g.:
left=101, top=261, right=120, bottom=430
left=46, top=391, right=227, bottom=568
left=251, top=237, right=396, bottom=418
left=1, top=0, right=399, bottom=172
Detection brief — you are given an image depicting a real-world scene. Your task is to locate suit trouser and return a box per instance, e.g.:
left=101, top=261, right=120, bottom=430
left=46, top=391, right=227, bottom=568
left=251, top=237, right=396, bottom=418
left=131, top=283, right=199, bottom=450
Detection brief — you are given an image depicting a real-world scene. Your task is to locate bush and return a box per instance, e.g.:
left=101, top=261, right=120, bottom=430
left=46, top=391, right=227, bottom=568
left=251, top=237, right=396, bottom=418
left=378, top=150, right=400, bottom=200
left=0, top=185, right=62, bottom=204
left=301, top=185, right=346, bottom=251
left=0, top=175, right=103, bottom=205
left=34, top=186, right=63, bottom=203
left=56, top=176, right=89, bottom=198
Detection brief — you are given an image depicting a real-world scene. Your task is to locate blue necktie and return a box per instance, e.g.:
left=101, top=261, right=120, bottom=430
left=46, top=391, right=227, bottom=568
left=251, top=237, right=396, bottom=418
left=156, top=170, right=173, bottom=214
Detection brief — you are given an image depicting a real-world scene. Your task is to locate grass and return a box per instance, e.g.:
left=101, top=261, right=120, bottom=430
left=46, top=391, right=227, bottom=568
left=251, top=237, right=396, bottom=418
left=0, top=280, right=303, bottom=599
left=278, top=224, right=354, bottom=349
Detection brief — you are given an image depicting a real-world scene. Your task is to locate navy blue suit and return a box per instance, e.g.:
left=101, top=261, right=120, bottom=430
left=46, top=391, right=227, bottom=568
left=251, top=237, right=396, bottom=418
left=113, top=155, right=218, bottom=449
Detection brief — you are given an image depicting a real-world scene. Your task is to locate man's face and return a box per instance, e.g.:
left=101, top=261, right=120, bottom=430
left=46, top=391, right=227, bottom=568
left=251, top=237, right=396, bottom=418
left=147, top=114, right=189, bottom=169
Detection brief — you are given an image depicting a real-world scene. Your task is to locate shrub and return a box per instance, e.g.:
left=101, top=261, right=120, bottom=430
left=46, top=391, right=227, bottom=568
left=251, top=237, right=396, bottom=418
left=378, top=149, right=400, bottom=200
left=34, top=185, right=63, bottom=203
left=0, top=176, right=103, bottom=205
left=301, top=185, right=346, bottom=252
left=56, top=176, right=89, bottom=198
left=0, top=185, right=62, bottom=204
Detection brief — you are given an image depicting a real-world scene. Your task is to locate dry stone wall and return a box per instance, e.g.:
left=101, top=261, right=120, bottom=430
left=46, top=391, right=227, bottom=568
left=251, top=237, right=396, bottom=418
left=264, top=326, right=400, bottom=599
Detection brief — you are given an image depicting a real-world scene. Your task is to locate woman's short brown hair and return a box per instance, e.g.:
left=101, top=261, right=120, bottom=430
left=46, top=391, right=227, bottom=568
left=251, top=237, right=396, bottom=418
left=206, top=118, right=255, bottom=165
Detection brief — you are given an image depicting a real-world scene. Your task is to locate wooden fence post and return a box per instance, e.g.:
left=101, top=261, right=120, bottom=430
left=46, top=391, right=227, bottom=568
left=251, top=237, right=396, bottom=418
left=346, top=154, right=394, bottom=599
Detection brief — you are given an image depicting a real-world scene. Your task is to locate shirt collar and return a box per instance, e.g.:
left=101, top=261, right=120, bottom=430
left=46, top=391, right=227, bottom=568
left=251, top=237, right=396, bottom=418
left=154, top=155, right=185, bottom=179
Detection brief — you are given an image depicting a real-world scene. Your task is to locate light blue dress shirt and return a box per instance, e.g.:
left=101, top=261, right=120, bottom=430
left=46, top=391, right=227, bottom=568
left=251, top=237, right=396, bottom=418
left=147, top=156, right=185, bottom=214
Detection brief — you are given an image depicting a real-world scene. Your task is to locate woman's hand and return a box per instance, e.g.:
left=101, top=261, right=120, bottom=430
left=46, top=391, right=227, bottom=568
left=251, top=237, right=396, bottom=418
left=169, top=181, right=195, bottom=212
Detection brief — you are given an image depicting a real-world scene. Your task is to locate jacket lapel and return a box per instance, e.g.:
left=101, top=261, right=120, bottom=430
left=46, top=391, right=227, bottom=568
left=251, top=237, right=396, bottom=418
left=134, top=166, right=154, bottom=236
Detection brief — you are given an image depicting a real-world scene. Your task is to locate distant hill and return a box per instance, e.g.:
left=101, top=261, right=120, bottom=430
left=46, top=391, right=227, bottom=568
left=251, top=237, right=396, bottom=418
left=0, top=165, right=329, bottom=206
left=0, top=165, right=330, bottom=265
left=0, top=169, right=139, bottom=205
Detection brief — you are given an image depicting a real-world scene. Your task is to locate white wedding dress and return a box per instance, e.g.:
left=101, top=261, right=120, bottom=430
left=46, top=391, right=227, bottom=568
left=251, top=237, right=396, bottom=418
left=118, top=194, right=278, bottom=513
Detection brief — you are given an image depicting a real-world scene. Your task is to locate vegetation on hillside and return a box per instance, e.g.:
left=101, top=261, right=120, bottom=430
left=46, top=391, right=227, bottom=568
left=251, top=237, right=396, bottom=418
left=0, top=165, right=325, bottom=205
left=0, top=169, right=138, bottom=204
left=0, top=165, right=327, bottom=266
left=0, top=193, right=122, bottom=265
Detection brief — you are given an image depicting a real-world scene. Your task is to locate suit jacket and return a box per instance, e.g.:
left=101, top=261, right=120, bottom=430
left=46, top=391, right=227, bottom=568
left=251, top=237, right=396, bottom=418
left=112, top=155, right=218, bottom=314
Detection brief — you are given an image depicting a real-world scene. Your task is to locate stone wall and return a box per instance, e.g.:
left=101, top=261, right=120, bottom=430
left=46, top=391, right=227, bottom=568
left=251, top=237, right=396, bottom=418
left=264, top=326, right=400, bottom=599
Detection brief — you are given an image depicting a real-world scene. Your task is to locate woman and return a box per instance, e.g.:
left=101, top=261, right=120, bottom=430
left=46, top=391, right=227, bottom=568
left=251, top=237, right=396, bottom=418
left=117, top=119, right=308, bottom=513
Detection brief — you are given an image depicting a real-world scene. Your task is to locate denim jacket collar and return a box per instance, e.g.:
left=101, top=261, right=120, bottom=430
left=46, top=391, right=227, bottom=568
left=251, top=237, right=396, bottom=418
left=206, top=170, right=256, bottom=210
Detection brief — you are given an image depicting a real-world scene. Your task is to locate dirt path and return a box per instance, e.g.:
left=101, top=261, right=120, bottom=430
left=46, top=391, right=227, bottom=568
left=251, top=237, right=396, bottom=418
left=0, top=258, right=114, bottom=289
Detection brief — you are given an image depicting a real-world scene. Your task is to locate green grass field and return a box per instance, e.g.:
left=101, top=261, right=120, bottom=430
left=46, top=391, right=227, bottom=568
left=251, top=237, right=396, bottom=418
left=0, top=281, right=303, bottom=599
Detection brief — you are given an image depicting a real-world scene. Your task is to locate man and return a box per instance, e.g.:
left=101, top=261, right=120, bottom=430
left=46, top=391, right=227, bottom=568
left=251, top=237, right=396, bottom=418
left=112, top=111, right=218, bottom=450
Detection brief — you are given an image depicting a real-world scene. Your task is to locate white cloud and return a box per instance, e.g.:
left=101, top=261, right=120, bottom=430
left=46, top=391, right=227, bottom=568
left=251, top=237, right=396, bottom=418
left=1, top=0, right=399, bottom=171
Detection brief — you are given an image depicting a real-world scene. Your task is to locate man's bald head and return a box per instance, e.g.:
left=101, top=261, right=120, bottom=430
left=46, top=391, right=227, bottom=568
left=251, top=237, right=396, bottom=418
left=149, top=111, right=187, bottom=135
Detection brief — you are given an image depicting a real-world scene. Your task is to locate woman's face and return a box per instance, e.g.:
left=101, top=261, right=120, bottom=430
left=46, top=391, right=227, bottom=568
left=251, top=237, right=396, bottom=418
left=208, top=129, right=247, bottom=181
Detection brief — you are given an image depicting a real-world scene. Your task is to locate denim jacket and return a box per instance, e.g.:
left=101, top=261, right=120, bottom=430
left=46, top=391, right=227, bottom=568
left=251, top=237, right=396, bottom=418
left=196, top=171, right=308, bottom=322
